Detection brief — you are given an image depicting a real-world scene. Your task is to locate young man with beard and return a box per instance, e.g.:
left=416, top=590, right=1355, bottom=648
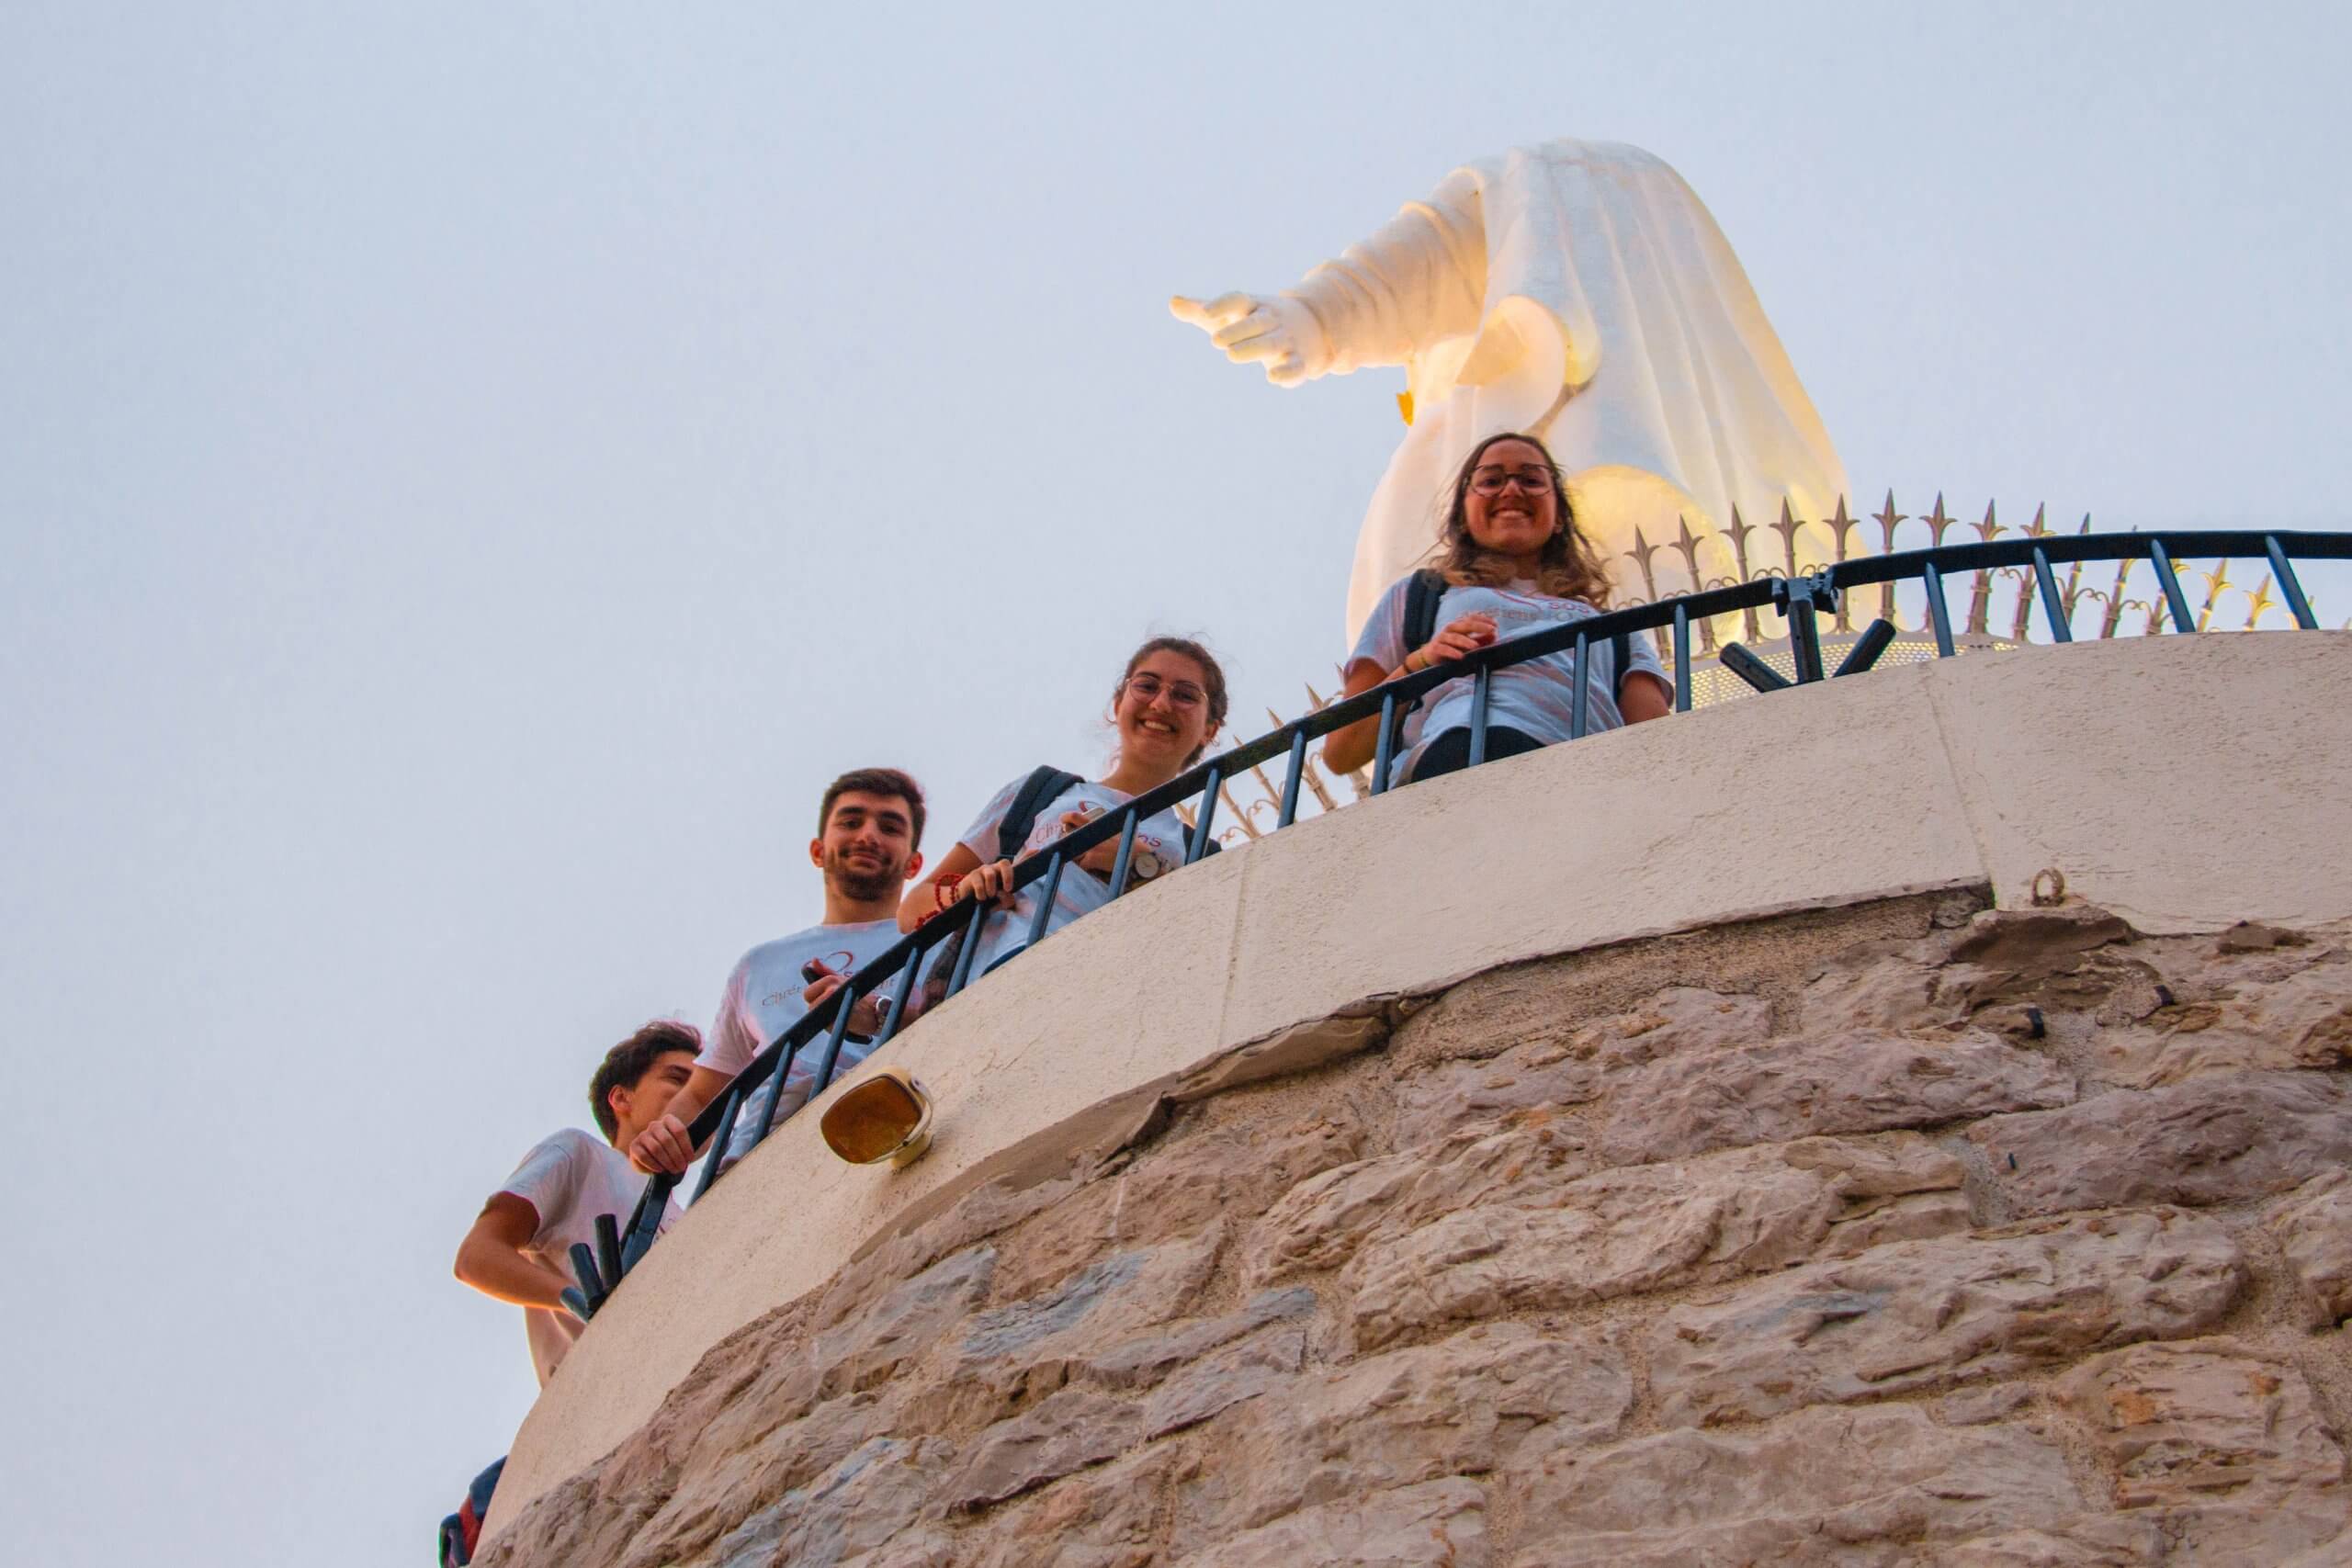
left=628, top=767, right=926, bottom=1177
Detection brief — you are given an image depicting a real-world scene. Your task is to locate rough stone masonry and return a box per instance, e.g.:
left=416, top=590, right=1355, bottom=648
left=480, top=892, right=2352, bottom=1566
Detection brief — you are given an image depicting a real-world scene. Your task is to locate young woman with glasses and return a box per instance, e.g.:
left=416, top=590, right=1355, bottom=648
left=899, top=636, right=1228, bottom=976
left=1322, top=432, right=1672, bottom=784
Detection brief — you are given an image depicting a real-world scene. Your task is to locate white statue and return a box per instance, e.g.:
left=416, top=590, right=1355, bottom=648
left=1175, top=139, right=1850, bottom=639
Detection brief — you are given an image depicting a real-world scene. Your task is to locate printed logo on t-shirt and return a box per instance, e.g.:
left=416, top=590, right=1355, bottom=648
left=1479, top=587, right=1595, bottom=634
left=761, top=950, right=859, bottom=1008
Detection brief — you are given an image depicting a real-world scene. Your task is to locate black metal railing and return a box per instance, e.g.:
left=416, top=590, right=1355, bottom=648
left=571, top=526, right=2346, bottom=1311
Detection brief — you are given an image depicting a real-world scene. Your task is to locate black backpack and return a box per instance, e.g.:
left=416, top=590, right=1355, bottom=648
left=1385, top=570, right=1638, bottom=757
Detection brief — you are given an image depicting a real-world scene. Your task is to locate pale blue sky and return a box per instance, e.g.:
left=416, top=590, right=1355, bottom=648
left=5, top=5, right=2347, bottom=1564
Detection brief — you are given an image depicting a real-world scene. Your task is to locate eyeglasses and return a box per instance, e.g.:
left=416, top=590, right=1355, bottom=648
left=1125, top=674, right=1206, bottom=708
left=1468, top=468, right=1554, bottom=497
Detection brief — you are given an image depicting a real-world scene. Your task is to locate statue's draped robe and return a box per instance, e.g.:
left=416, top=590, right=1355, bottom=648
left=1288, top=140, right=1849, bottom=640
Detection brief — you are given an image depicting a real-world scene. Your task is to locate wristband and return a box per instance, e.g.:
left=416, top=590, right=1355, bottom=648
left=912, top=875, right=964, bottom=930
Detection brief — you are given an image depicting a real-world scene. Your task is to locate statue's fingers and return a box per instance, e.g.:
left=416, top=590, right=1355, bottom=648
left=1186, top=291, right=1257, bottom=330
left=1219, top=332, right=1289, bottom=367
left=1266, top=353, right=1309, bottom=388
left=1169, top=294, right=1219, bottom=327
left=1210, top=314, right=1281, bottom=353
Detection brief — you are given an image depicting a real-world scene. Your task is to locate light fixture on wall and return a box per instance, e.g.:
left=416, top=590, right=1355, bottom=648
left=819, top=1066, right=935, bottom=1168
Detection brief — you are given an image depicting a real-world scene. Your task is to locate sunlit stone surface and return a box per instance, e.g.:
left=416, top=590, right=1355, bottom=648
left=480, top=896, right=2352, bottom=1565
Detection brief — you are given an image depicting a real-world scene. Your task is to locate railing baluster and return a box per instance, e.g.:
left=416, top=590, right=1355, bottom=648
left=1834, top=618, right=1898, bottom=678
left=1786, top=594, right=1824, bottom=682
left=1275, top=728, right=1308, bottom=828
left=688, top=1084, right=742, bottom=1203
left=1023, top=850, right=1067, bottom=947
left=1185, top=764, right=1222, bottom=863
left=1671, top=604, right=1692, bottom=713
left=1922, top=560, right=1957, bottom=657
left=741, top=1039, right=801, bottom=1151
left=619, top=1176, right=671, bottom=1269
left=569, top=1242, right=607, bottom=1314
left=945, top=895, right=989, bottom=996
left=594, top=1213, right=625, bottom=1299
left=1569, top=630, right=1592, bottom=738
left=1105, top=808, right=1140, bottom=897
left=2030, top=546, right=2072, bottom=642
left=870, top=952, right=922, bottom=1049
left=2147, top=538, right=2197, bottom=633
left=1371, top=691, right=1399, bottom=795
left=809, top=980, right=860, bottom=1094
left=1721, top=642, right=1792, bottom=693
left=1467, top=666, right=1491, bottom=766
left=2266, top=535, right=2320, bottom=629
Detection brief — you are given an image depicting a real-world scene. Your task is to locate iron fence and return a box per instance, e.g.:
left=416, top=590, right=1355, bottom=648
left=569, top=525, right=2347, bottom=1321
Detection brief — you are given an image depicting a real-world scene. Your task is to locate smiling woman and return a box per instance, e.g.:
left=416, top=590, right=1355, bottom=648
left=1321, top=432, right=1674, bottom=784
left=898, top=636, right=1229, bottom=977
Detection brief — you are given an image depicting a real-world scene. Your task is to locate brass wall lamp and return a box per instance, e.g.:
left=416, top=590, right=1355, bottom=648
left=819, top=1066, right=935, bottom=1168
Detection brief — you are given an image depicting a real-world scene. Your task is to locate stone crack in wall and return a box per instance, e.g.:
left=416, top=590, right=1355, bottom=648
left=480, top=893, right=2352, bottom=1567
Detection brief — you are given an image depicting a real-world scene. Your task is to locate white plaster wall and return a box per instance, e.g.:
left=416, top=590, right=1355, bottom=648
left=487, top=629, right=2352, bottom=1536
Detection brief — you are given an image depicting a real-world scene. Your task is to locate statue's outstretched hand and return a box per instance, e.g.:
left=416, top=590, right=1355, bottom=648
left=1170, top=293, right=1329, bottom=388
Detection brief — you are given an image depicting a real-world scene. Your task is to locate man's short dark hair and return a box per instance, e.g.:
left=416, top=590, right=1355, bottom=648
left=590, top=1021, right=701, bottom=1140
left=818, top=767, right=926, bottom=850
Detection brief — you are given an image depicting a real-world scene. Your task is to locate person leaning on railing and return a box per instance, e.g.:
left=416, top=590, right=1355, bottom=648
left=454, top=1022, right=696, bottom=1386
left=899, top=636, right=1228, bottom=978
left=1322, top=432, right=1673, bottom=785
left=628, top=768, right=932, bottom=1178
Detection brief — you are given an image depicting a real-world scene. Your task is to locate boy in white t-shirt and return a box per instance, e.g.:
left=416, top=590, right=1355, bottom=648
left=453, top=1021, right=697, bottom=1386
left=629, top=767, right=929, bottom=1176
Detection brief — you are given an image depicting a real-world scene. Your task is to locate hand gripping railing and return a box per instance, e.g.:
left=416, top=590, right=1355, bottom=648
left=595, top=527, right=2346, bottom=1307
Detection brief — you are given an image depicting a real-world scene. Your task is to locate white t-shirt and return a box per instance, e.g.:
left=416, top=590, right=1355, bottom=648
left=496, top=1127, right=680, bottom=1386
left=701, top=918, right=908, bottom=1163
left=955, top=775, right=1191, bottom=978
left=1350, top=575, right=1671, bottom=780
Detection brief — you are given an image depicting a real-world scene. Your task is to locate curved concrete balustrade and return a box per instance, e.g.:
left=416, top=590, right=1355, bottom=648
left=487, top=629, right=2351, bottom=1536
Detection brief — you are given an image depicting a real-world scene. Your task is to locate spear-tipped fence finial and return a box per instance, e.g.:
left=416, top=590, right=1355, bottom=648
left=2192, top=559, right=2231, bottom=634
left=1964, top=501, right=2002, bottom=635
left=2242, top=575, right=2278, bottom=630
left=1827, top=496, right=1858, bottom=629
left=1872, top=491, right=1907, bottom=625
left=1725, top=506, right=1762, bottom=641
left=1770, top=498, right=1806, bottom=580
left=1625, top=524, right=1664, bottom=604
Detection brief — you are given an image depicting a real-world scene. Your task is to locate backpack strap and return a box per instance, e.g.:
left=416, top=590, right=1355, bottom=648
left=1385, top=570, right=1452, bottom=759
left=1399, top=569, right=1448, bottom=658
left=997, top=765, right=1083, bottom=862
left=923, top=764, right=1077, bottom=1002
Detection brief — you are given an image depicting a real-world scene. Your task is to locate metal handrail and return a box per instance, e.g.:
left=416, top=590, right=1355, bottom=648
left=586, top=526, right=2346, bottom=1302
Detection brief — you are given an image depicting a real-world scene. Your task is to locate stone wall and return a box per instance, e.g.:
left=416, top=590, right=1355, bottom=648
left=481, top=893, right=2352, bottom=1566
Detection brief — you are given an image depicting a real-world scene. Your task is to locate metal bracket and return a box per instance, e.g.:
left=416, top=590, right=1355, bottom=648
left=1771, top=570, right=1842, bottom=682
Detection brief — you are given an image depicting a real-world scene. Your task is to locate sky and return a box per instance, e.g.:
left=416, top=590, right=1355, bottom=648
left=4, top=4, right=2347, bottom=1563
